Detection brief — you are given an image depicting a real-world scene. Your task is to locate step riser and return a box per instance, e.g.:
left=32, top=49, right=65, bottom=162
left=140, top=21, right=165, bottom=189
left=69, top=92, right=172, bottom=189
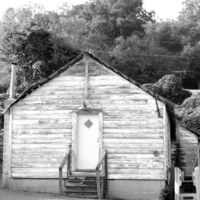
left=65, top=191, right=97, bottom=194
left=65, top=187, right=97, bottom=192
left=64, top=193, right=98, bottom=199
left=65, top=181, right=97, bottom=187
left=63, top=175, right=104, bottom=199
left=180, top=193, right=197, bottom=200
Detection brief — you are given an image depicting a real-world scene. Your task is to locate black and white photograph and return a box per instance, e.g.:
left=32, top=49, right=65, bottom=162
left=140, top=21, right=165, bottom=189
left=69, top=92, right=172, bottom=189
left=0, top=0, right=199, bottom=200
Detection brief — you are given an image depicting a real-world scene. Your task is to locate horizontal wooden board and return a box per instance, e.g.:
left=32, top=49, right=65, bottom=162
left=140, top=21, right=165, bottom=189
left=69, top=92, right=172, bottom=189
left=103, top=133, right=163, bottom=139
left=108, top=174, right=165, bottom=179
left=107, top=149, right=164, bottom=154
left=103, top=128, right=163, bottom=134
left=108, top=169, right=164, bottom=175
left=104, top=143, right=164, bottom=149
left=11, top=173, right=60, bottom=178
left=12, top=138, right=71, bottom=144
left=12, top=134, right=71, bottom=139
left=13, top=129, right=71, bottom=134
left=108, top=163, right=164, bottom=169
left=12, top=157, right=64, bottom=164
left=107, top=154, right=164, bottom=159
left=13, top=110, right=73, bottom=115
left=13, top=124, right=72, bottom=129
left=104, top=139, right=164, bottom=144
left=13, top=148, right=68, bottom=154
left=11, top=168, right=62, bottom=173
left=11, top=163, right=62, bottom=168
left=12, top=144, right=69, bottom=149
left=13, top=114, right=72, bottom=120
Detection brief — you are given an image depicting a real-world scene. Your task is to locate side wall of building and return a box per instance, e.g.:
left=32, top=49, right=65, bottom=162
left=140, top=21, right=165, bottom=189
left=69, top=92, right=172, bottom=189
left=178, top=125, right=198, bottom=176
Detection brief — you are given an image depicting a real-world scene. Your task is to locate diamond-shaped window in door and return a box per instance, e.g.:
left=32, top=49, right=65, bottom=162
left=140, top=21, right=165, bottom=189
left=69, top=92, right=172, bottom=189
left=84, top=119, right=93, bottom=128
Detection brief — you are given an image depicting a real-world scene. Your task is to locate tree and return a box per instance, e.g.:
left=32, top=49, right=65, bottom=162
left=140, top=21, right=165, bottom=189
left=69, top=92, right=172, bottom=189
left=179, top=0, right=200, bottom=22
left=145, top=21, right=184, bottom=53
left=0, top=5, right=80, bottom=92
left=66, top=0, right=155, bottom=51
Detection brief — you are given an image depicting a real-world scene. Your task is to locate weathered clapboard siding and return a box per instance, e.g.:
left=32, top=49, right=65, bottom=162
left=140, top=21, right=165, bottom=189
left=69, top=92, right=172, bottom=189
left=178, top=125, right=198, bottom=176
left=10, top=55, right=168, bottom=180
left=164, top=107, right=171, bottom=172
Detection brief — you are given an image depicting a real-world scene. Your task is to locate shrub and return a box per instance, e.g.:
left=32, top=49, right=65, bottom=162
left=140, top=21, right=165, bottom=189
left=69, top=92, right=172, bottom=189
left=175, top=93, right=200, bottom=131
left=153, top=74, right=191, bottom=104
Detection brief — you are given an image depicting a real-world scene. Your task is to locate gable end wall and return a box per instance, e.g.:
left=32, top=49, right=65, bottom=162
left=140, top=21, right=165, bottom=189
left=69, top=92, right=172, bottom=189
left=6, top=56, right=169, bottom=180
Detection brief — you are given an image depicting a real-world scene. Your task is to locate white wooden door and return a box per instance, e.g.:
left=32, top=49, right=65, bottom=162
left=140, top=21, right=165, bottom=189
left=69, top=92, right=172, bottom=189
left=76, top=114, right=99, bottom=170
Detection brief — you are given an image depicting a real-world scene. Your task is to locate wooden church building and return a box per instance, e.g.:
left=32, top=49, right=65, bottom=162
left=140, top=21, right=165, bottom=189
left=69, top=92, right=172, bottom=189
left=2, top=52, right=172, bottom=200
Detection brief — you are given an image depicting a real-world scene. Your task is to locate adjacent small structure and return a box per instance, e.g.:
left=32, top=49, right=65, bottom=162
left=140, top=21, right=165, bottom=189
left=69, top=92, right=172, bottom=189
left=172, top=123, right=200, bottom=200
left=2, top=52, right=172, bottom=199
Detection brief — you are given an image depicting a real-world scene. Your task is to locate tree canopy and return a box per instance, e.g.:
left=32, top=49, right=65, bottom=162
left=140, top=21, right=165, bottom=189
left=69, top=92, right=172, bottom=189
left=0, top=0, right=200, bottom=91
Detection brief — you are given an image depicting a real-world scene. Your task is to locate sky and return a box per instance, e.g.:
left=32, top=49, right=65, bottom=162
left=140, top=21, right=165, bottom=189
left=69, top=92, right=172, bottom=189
left=143, top=0, right=184, bottom=20
left=0, top=0, right=185, bottom=20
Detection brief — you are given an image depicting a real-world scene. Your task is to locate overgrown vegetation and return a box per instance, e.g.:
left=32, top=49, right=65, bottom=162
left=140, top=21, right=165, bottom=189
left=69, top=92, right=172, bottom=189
left=153, top=74, right=192, bottom=105
left=175, top=93, right=200, bottom=132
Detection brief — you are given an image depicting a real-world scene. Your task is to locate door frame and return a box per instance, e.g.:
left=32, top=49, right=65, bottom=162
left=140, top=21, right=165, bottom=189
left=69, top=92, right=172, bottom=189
left=71, top=109, right=103, bottom=172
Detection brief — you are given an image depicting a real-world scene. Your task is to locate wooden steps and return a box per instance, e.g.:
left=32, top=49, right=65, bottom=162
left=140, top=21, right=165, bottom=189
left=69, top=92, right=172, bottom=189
left=180, top=193, right=196, bottom=200
left=180, top=177, right=197, bottom=200
left=59, top=150, right=107, bottom=199
left=63, top=176, right=104, bottom=199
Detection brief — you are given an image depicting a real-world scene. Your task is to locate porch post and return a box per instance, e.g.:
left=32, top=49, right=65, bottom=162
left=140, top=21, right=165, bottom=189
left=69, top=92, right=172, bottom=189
left=174, top=167, right=182, bottom=200
left=193, top=167, right=200, bottom=200
left=194, top=141, right=200, bottom=200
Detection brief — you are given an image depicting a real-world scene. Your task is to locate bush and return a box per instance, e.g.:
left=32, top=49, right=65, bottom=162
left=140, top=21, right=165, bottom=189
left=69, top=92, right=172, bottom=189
left=175, top=93, right=200, bottom=131
left=153, top=74, right=191, bottom=104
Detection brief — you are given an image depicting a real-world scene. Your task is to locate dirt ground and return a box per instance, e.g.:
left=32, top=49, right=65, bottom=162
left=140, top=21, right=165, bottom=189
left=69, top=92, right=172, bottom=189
left=0, top=189, right=93, bottom=200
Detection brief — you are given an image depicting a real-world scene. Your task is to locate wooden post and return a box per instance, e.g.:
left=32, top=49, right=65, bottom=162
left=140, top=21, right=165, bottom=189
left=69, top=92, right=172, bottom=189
left=2, top=100, right=13, bottom=188
left=194, top=142, right=200, bottom=200
left=10, top=64, right=17, bottom=99
left=169, top=166, right=175, bottom=200
left=174, top=167, right=182, bottom=200
left=59, top=167, right=63, bottom=196
left=193, top=167, right=200, bottom=200
left=104, top=152, right=108, bottom=198
left=96, top=170, right=101, bottom=199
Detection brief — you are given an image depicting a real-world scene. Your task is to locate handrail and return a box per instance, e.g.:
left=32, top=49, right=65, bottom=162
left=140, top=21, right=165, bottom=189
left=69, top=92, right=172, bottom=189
left=96, top=150, right=108, bottom=199
left=96, top=150, right=107, bottom=171
left=59, top=147, right=71, bottom=196
left=193, top=154, right=198, bottom=170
